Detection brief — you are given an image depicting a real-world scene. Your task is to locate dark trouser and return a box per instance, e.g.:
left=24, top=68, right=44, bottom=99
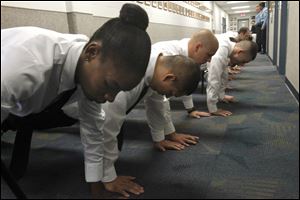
left=1, top=109, right=78, bottom=179
left=256, top=24, right=262, bottom=52
left=261, top=27, right=266, bottom=53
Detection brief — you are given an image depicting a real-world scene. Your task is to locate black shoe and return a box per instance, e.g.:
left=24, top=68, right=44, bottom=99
left=260, top=51, right=265, bottom=54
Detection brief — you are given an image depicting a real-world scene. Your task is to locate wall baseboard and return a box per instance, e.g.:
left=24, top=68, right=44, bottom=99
left=285, top=77, right=299, bottom=102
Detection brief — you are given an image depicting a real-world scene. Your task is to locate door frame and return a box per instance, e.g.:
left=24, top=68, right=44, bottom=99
left=278, top=1, right=288, bottom=75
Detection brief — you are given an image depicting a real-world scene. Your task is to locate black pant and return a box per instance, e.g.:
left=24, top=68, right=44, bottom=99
left=261, top=27, right=266, bottom=53
left=256, top=24, right=262, bottom=52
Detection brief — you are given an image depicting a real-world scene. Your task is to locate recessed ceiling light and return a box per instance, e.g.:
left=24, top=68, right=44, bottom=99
left=233, top=10, right=251, bottom=13
left=227, top=1, right=249, bottom=4
left=231, top=6, right=250, bottom=9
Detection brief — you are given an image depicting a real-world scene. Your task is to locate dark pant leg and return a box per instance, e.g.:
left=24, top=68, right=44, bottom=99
left=1, top=110, right=78, bottom=179
left=261, top=27, right=267, bottom=53
left=256, top=25, right=262, bottom=52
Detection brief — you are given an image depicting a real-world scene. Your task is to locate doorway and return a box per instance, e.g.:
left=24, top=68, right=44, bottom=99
left=222, top=17, right=226, bottom=33
left=238, top=19, right=249, bottom=30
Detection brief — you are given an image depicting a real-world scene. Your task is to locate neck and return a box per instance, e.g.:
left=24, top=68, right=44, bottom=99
left=187, top=39, right=193, bottom=58
left=149, top=55, right=164, bottom=90
left=74, top=55, right=84, bottom=84
left=229, top=47, right=237, bottom=58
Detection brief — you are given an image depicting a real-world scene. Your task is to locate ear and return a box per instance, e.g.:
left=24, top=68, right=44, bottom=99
left=234, top=46, right=244, bottom=55
left=162, top=73, right=177, bottom=82
left=237, top=49, right=244, bottom=55
left=84, top=42, right=101, bottom=61
left=195, top=42, right=203, bottom=52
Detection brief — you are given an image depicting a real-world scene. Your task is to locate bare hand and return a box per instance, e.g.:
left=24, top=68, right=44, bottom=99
left=211, top=109, right=232, bottom=117
left=103, top=176, right=144, bottom=198
left=167, top=132, right=199, bottom=146
left=188, top=110, right=211, bottom=119
left=222, top=95, right=237, bottom=103
left=154, top=140, right=185, bottom=151
left=228, top=75, right=236, bottom=81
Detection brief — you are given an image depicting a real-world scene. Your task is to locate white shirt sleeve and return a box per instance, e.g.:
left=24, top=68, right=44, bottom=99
left=206, top=46, right=229, bottom=113
left=163, top=99, right=176, bottom=136
left=145, top=92, right=175, bottom=142
left=1, top=45, right=42, bottom=121
left=219, top=66, right=229, bottom=100
left=181, top=95, right=194, bottom=109
left=1, top=81, right=12, bottom=124
left=78, top=92, right=106, bottom=183
left=101, top=92, right=128, bottom=183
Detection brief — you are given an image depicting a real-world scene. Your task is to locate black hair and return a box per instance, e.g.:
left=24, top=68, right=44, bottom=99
left=88, top=3, right=151, bottom=79
left=238, top=27, right=249, bottom=34
left=164, top=55, right=201, bottom=95
left=237, top=40, right=259, bottom=60
left=259, top=2, right=265, bottom=8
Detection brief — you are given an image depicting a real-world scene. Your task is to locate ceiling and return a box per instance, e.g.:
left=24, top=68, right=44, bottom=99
left=214, top=1, right=261, bottom=15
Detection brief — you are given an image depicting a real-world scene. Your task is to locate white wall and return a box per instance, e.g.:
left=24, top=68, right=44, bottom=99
left=268, top=2, right=275, bottom=60
left=229, top=12, right=256, bottom=30
left=1, top=1, right=213, bottom=29
left=1, top=1, right=67, bottom=12
left=212, top=2, right=229, bottom=34
left=276, top=2, right=282, bottom=66
left=285, top=1, right=299, bottom=93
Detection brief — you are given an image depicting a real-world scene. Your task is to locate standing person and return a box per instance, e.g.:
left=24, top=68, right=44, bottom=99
left=259, top=2, right=268, bottom=54
left=1, top=3, right=151, bottom=196
left=255, top=4, right=263, bottom=53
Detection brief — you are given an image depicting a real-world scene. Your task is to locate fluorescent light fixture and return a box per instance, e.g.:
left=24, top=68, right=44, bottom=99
left=233, top=10, right=251, bottom=13
left=231, top=6, right=250, bottom=9
left=227, top=1, right=249, bottom=4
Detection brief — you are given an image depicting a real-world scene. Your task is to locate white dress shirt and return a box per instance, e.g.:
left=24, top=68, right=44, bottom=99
left=1, top=27, right=106, bottom=183
left=99, top=48, right=179, bottom=182
left=225, top=31, right=238, bottom=38
left=206, top=34, right=235, bottom=113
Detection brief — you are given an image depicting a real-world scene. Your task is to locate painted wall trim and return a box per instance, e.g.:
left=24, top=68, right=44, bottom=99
left=285, top=77, right=299, bottom=102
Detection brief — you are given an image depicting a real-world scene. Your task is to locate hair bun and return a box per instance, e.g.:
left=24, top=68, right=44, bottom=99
left=119, top=3, right=149, bottom=31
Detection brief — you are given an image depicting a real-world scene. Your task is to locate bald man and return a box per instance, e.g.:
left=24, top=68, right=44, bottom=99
left=153, top=29, right=219, bottom=118
left=206, top=34, right=258, bottom=116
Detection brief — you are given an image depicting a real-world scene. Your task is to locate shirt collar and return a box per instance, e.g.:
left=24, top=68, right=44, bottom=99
left=179, top=38, right=190, bottom=57
left=229, top=40, right=236, bottom=57
left=58, top=42, right=87, bottom=93
left=145, top=50, right=163, bottom=86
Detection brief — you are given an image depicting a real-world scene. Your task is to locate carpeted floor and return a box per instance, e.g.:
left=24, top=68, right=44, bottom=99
left=1, top=54, right=299, bottom=199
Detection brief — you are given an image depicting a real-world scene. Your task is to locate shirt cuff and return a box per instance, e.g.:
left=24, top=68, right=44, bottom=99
left=219, top=91, right=225, bottom=101
left=181, top=95, right=194, bottom=109
left=84, top=162, right=103, bottom=182
left=164, top=122, right=176, bottom=136
left=102, top=160, right=117, bottom=183
left=151, top=130, right=165, bottom=142
left=207, top=102, right=218, bottom=113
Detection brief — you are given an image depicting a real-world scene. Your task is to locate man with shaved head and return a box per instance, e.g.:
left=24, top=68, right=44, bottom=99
left=206, top=34, right=258, bottom=117
left=153, top=28, right=219, bottom=119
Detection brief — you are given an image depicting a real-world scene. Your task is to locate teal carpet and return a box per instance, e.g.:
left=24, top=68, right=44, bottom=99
left=1, top=55, right=299, bottom=199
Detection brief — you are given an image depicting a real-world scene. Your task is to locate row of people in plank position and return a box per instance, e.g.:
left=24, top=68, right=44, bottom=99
left=1, top=3, right=258, bottom=198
